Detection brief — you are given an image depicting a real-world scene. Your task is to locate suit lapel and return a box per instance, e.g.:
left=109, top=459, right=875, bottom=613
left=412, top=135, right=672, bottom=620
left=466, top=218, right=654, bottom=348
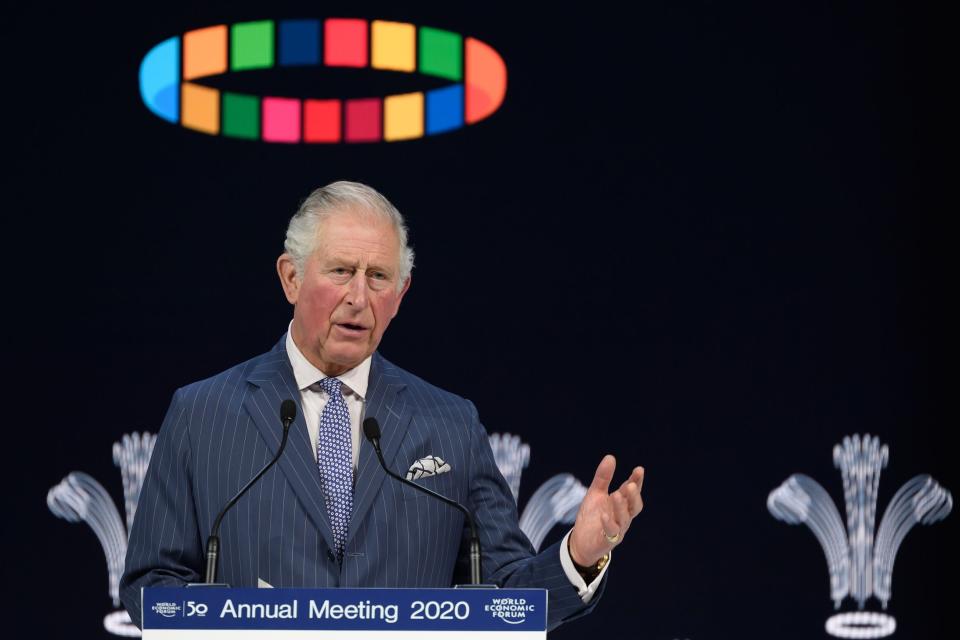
left=347, top=353, right=413, bottom=545
left=244, top=338, right=337, bottom=553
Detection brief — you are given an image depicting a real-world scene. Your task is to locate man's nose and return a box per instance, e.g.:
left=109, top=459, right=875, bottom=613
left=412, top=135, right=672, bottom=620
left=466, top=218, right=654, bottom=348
left=345, top=272, right=369, bottom=308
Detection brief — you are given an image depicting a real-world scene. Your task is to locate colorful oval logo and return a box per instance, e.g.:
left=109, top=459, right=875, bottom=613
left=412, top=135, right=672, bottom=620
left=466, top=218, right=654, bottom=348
left=138, top=18, right=508, bottom=143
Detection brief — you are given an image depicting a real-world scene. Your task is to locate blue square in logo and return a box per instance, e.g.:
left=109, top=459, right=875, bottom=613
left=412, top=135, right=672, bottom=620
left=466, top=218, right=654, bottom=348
left=279, top=19, right=321, bottom=66
left=426, top=84, right=464, bottom=134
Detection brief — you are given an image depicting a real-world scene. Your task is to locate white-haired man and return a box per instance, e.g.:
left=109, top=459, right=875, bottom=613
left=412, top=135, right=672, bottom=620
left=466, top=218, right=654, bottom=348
left=121, top=181, right=644, bottom=631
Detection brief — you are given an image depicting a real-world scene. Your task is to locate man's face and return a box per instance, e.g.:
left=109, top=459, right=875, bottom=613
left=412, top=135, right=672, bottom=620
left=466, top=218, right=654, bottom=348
left=277, top=209, right=410, bottom=376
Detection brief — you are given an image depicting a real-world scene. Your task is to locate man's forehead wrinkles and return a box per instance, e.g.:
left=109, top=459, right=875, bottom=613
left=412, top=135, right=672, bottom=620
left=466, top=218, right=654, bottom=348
left=317, top=236, right=396, bottom=255
left=323, top=252, right=394, bottom=266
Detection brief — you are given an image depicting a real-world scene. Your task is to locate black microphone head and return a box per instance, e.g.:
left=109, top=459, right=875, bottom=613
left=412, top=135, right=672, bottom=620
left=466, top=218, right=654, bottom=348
left=280, top=399, right=297, bottom=427
left=363, top=417, right=382, bottom=442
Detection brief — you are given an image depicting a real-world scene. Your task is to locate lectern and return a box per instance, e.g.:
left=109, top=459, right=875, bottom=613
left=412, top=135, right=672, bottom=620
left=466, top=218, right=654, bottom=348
left=143, top=586, right=548, bottom=638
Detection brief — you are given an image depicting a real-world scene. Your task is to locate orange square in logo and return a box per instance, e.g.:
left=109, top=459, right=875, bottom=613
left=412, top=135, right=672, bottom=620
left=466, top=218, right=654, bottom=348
left=183, top=25, right=228, bottom=80
left=181, top=83, right=220, bottom=134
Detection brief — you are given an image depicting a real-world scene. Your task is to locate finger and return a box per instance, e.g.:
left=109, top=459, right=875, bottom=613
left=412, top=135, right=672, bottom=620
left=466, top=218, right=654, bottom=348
left=616, top=470, right=641, bottom=494
left=622, top=483, right=643, bottom=518
left=602, top=504, right=626, bottom=545
left=620, top=482, right=643, bottom=519
left=589, top=455, right=617, bottom=493
left=625, top=482, right=644, bottom=517
left=633, top=466, right=645, bottom=492
left=611, top=491, right=630, bottom=532
left=618, top=466, right=643, bottom=492
left=601, top=512, right=620, bottom=542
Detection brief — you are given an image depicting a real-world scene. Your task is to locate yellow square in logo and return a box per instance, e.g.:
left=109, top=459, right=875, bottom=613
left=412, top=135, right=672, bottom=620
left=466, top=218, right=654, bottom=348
left=372, top=21, right=416, bottom=72
left=384, top=92, right=424, bottom=141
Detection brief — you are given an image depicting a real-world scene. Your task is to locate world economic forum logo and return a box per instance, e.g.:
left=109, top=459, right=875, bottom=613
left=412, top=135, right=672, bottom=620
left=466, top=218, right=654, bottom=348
left=47, top=431, right=581, bottom=637
left=139, top=18, right=507, bottom=143
left=768, top=434, right=952, bottom=639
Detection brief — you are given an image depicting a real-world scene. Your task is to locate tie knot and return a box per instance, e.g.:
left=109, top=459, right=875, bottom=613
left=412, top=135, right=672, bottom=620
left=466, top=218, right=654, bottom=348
left=318, top=377, right=343, bottom=397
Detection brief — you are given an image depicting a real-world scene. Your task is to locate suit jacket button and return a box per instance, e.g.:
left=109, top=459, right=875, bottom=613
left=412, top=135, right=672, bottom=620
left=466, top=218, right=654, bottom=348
left=327, top=550, right=336, bottom=562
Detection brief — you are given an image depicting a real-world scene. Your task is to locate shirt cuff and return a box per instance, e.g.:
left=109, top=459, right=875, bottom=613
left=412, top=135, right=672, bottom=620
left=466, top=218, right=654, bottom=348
left=558, top=529, right=610, bottom=603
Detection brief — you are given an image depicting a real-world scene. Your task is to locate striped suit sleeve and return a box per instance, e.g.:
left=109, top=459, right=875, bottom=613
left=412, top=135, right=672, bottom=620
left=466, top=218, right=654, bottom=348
left=120, top=388, right=203, bottom=629
left=462, top=400, right=606, bottom=631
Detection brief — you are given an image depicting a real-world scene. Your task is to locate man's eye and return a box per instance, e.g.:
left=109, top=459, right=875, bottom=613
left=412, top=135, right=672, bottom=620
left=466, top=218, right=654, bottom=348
left=329, top=268, right=352, bottom=281
left=368, top=271, right=387, bottom=280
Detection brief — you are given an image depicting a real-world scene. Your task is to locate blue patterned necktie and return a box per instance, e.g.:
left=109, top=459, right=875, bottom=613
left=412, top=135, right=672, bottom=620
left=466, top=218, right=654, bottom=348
left=316, top=377, right=353, bottom=559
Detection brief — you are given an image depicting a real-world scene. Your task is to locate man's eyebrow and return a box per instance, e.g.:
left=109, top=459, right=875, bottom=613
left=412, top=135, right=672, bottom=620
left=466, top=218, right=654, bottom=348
left=322, top=256, right=395, bottom=275
left=364, top=262, right=395, bottom=274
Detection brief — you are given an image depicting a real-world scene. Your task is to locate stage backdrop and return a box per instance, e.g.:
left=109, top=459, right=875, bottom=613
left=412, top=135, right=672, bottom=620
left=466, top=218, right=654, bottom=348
left=4, top=1, right=951, bottom=638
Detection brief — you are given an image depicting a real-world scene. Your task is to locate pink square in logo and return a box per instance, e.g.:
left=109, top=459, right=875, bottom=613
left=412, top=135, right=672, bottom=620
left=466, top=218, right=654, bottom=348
left=262, top=97, right=301, bottom=143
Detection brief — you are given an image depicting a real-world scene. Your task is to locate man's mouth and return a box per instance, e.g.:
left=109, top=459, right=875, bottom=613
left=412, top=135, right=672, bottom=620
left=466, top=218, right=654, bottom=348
left=336, top=322, right=369, bottom=332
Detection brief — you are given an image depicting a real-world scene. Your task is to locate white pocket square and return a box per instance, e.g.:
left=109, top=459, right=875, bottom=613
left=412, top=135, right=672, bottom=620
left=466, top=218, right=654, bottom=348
left=406, top=455, right=451, bottom=481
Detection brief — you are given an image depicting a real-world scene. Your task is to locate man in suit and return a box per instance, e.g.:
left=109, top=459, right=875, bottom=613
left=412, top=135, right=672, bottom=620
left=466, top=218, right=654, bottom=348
left=120, top=181, right=645, bottom=631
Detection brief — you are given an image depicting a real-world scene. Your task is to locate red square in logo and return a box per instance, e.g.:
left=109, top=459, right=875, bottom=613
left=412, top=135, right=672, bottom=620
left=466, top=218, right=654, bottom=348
left=304, top=99, right=342, bottom=143
left=325, top=19, right=368, bottom=67
left=344, top=98, right=382, bottom=142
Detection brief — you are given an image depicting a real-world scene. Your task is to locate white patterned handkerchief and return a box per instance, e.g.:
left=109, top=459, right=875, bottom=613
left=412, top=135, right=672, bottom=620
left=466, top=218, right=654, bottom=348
left=406, top=455, right=451, bottom=481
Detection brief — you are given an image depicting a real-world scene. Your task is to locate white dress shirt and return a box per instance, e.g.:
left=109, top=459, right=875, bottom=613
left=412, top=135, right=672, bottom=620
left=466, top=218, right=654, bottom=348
left=286, top=329, right=368, bottom=468
left=284, top=329, right=608, bottom=601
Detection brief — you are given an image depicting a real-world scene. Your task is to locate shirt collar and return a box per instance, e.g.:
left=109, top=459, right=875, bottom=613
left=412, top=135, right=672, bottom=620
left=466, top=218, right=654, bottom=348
left=285, top=322, right=371, bottom=399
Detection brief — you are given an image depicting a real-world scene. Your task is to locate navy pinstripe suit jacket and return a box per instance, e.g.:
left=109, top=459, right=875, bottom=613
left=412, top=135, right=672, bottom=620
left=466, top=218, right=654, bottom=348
left=120, top=336, right=603, bottom=630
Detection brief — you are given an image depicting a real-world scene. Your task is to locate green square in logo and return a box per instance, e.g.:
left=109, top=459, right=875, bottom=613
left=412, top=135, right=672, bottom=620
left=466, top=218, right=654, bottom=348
left=231, top=20, right=274, bottom=71
left=419, top=27, right=462, bottom=81
left=222, top=92, right=260, bottom=139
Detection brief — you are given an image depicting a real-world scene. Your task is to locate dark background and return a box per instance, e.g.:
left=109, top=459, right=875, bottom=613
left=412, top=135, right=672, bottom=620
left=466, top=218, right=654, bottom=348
left=3, top=1, right=951, bottom=637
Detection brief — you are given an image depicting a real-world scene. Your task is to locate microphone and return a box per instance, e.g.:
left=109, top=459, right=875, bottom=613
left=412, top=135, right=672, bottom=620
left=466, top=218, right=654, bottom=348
left=363, top=417, right=485, bottom=586
left=202, top=399, right=297, bottom=584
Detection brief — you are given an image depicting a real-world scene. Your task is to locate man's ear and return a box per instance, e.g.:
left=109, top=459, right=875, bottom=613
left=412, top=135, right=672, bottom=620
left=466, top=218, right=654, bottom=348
left=277, top=254, right=300, bottom=304
left=391, top=274, right=412, bottom=319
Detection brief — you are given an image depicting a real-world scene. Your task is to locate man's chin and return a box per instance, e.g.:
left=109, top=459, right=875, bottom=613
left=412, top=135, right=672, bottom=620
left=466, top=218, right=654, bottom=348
left=323, top=346, right=375, bottom=372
